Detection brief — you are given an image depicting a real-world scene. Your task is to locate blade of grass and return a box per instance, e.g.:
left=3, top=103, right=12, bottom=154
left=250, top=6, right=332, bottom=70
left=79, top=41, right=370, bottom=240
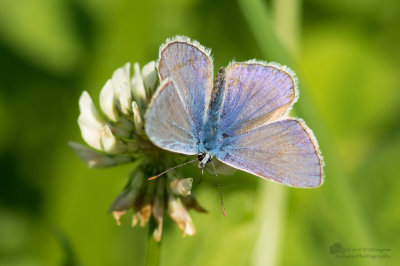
left=252, top=183, right=288, bottom=266
left=252, top=1, right=300, bottom=265
left=272, top=0, right=301, bottom=56
left=238, top=0, right=375, bottom=265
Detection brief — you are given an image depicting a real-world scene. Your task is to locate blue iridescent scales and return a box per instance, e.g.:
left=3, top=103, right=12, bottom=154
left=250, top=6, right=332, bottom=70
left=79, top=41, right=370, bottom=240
left=145, top=36, right=324, bottom=188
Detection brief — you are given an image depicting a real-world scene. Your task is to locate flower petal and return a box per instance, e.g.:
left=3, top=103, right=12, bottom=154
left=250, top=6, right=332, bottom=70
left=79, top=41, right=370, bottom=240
left=132, top=214, right=138, bottom=227
left=117, top=64, right=133, bottom=115
left=112, top=211, right=126, bottom=226
left=132, top=101, right=144, bottom=135
left=78, top=116, right=102, bottom=150
left=168, top=196, right=196, bottom=236
left=79, top=91, right=104, bottom=125
left=170, top=178, right=193, bottom=197
left=100, top=79, right=119, bottom=122
left=142, top=61, right=157, bottom=94
left=112, top=63, right=131, bottom=101
left=69, top=142, right=132, bottom=168
left=153, top=197, right=164, bottom=242
left=100, top=125, right=128, bottom=154
left=137, top=204, right=152, bottom=227
left=131, top=63, right=146, bottom=102
left=78, top=91, right=105, bottom=150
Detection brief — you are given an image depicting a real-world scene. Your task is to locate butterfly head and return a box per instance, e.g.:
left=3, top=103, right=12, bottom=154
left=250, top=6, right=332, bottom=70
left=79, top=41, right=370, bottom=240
left=197, top=152, right=212, bottom=169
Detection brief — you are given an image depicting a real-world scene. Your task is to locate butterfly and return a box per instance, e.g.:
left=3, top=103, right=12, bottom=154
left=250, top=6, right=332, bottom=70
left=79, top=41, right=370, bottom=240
left=145, top=36, right=324, bottom=189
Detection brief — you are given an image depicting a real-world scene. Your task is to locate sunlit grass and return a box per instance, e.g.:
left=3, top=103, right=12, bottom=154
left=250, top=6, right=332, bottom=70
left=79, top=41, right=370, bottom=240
left=238, top=0, right=377, bottom=265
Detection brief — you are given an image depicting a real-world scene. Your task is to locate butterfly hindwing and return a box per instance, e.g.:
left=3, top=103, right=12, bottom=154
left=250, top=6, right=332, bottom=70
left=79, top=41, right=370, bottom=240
left=216, top=119, right=323, bottom=187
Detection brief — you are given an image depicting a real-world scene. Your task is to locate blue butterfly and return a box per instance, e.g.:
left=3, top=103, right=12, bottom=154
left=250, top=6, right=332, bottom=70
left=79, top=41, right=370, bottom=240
left=145, top=36, right=324, bottom=189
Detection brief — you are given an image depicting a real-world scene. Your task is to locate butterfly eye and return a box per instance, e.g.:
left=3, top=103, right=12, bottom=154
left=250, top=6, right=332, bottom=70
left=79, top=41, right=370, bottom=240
left=197, top=153, right=205, bottom=161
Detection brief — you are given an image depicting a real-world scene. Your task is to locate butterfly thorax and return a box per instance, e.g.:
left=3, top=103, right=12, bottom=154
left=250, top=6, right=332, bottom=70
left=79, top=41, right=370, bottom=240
left=197, top=152, right=212, bottom=168
left=201, top=67, right=226, bottom=155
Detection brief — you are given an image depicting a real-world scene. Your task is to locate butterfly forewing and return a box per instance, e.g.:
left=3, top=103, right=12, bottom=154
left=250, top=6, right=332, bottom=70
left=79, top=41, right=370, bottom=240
left=145, top=79, right=198, bottom=155
left=219, top=62, right=297, bottom=137
left=157, top=37, right=214, bottom=138
left=145, top=37, right=214, bottom=155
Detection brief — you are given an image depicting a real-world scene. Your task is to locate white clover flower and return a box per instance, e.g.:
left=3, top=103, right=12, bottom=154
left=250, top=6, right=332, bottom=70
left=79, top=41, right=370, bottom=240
left=75, top=62, right=157, bottom=157
left=71, top=61, right=204, bottom=242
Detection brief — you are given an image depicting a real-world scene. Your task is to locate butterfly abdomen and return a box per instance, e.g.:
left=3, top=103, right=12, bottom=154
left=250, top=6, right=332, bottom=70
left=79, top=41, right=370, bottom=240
left=201, top=67, right=226, bottom=153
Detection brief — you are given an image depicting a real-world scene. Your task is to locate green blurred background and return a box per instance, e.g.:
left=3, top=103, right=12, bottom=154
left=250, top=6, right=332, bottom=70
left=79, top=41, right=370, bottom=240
left=1, top=0, right=399, bottom=265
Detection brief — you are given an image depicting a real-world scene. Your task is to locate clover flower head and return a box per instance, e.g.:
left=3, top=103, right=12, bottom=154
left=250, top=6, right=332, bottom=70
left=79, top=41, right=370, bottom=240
left=70, top=62, right=206, bottom=241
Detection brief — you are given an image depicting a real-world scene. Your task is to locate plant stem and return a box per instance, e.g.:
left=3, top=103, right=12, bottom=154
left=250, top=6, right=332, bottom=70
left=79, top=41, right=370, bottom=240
left=145, top=217, right=161, bottom=266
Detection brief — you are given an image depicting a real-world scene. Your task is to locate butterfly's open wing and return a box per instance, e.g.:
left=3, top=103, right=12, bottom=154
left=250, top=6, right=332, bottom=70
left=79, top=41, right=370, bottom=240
left=217, top=119, right=323, bottom=187
left=219, top=61, right=297, bottom=135
left=145, top=79, right=198, bottom=154
left=145, top=36, right=213, bottom=155
left=215, top=62, right=323, bottom=187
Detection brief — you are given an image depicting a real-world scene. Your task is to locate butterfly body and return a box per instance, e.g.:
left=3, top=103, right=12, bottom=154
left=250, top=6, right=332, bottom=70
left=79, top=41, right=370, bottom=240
left=145, top=36, right=324, bottom=188
left=201, top=67, right=226, bottom=156
left=197, top=152, right=212, bottom=169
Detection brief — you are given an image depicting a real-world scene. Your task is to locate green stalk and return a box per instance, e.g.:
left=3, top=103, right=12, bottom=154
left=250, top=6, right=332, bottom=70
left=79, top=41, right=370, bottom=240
left=253, top=183, right=287, bottom=266
left=238, top=0, right=375, bottom=265
left=145, top=217, right=161, bottom=266
left=251, top=1, right=299, bottom=265
left=272, top=0, right=301, bottom=56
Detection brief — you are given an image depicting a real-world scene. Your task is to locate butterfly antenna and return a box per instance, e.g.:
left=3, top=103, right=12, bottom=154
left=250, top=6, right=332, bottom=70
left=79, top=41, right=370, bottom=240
left=211, top=161, right=226, bottom=216
left=148, top=158, right=197, bottom=181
